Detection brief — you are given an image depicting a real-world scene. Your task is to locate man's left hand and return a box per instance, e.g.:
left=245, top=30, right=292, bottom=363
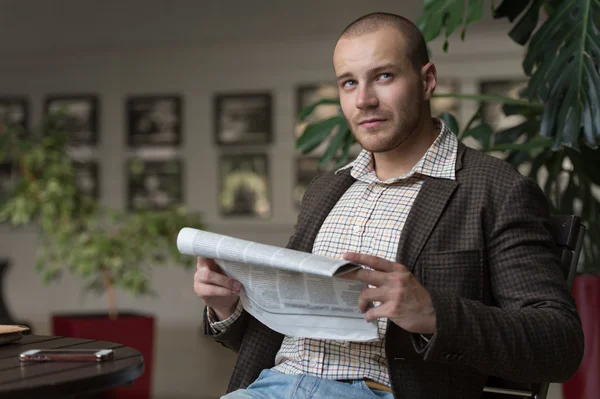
left=342, top=252, right=436, bottom=335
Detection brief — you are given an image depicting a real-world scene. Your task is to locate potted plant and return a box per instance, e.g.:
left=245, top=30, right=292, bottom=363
left=0, top=111, right=204, bottom=399
left=296, top=2, right=599, bottom=398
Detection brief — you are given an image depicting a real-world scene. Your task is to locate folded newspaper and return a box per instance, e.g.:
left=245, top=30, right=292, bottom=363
left=177, top=227, right=379, bottom=341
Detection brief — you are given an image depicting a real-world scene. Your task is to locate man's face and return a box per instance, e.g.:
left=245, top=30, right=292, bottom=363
left=333, top=27, right=430, bottom=153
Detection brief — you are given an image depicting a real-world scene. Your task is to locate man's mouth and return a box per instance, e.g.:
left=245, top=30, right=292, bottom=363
left=359, top=119, right=387, bottom=128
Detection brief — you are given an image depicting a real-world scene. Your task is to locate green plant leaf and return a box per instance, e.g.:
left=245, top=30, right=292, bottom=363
left=523, top=0, right=600, bottom=149
left=493, top=119, right=540, bottom=145
left=501, top=102, right=543, bottom=120
left=528, top=148, right=554, bottom=180
left=558, top=174, right=578, bottom=214
left=462, top=0, right=485, bottom=40
left=463, top=123, right=494, bottom=151
left=504, top=149, right=532, bottom=169
left=432, top=92, right=543, bottom=107
left=298, top=98, right=340, bottom=122
left=493, top=0, right=532, bottom=21
left=579, top=144, right=600, bottom=185
left=543, top=151, right=566, bottom=205
left=417, top=0, right=467, bottom=51
left=438, top=112, right=460, bottom=135
left=296, top=116, right=344, bottom=154
left=0, top=111, right=208, bottom=308
left=507, top=0, right=544, bottom=45
left=490, top=135, right=553, bottom=152
left=334, top=133, right=356, bottom=168
left=459, top=104, right=483, bottom=139
left=319, top=125, right=350, bottom=169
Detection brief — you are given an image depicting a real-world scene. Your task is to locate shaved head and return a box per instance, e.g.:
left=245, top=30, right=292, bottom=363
left=339, top=12, right=429, bottom=72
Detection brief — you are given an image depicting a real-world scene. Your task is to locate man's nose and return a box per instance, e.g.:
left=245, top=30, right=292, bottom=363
left=356, top=86, right=378, bottom=109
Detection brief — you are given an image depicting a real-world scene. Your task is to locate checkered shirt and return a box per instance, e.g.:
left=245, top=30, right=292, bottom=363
left=211, top=118, right=457, bottom=388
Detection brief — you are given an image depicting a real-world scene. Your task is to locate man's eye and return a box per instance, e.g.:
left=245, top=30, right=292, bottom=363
left=343, top=80, right=356, bottom=88
left=378, top=73, right=393, bottom=80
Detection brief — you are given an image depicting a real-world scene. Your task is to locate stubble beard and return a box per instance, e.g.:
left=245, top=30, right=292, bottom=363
left=349, top=108, right=422, bottom=154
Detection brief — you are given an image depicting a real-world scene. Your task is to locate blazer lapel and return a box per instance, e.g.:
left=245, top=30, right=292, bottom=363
left=291, top=169, right=356, bottom=253
left=396, top=143, right=466, bottom=272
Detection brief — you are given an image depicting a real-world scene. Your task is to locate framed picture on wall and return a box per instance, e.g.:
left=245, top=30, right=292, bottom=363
left=219, top=153, right=270, bottom=218
left=73, top=161, right=99, bottom=200
left=214, top=93, right=272, bottom=145
left=127, top=95, right=182, bottom=147
left=293, top=156, right=328, bottom=209
left=127, top=159, right=183, bottom=210
left=0, top=98, right=28, bottom=135
left=45, top=95, right=98, bottom=145
left=480, top=80, right=528, bottom=131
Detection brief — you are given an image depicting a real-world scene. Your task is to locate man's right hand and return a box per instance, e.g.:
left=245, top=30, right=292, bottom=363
left=194, top=257, right=241, bottom=321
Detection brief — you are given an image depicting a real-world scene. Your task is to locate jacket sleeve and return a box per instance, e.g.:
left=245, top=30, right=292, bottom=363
left=202, top=172, right=327, bottom=352
left=414, top=177, right=584, bottom=383
left=203, top=304, right=250, bottom=353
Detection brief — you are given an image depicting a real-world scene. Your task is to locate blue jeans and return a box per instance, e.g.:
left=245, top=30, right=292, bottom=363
left=221, top=369, right=394, bottom=399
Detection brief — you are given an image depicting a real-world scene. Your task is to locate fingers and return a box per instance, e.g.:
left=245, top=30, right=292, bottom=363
left=343, top=252, right=404, bottom=273
left=195, top=257, right=241, bottom=292
left=358, top=287, right=383, bottom=312
left=351, top=268, right=387, bottom=286
left=197, top=256, right=222, bottom=272
left=194, top=282, right=239, bottom=298
left=363, top=302, right=391, bottom=323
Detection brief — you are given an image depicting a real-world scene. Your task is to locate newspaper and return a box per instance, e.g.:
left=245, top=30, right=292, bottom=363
left=177, top=227, right=379, bottom=341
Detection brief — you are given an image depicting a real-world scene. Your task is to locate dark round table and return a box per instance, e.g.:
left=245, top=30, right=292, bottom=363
left=0, top=334, right=144, bottom=398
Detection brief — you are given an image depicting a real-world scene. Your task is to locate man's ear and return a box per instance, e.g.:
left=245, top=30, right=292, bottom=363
left=421, top=62, right=437, bottom=101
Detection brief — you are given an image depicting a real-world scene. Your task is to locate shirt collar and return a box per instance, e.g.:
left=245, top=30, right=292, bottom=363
left=336, top=118, right=458, bottom=184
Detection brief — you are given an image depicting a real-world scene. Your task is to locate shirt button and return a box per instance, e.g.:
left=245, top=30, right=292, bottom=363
left=354, top=225, right=361, bottom=233
left=309, top=358, right=318, bottom=366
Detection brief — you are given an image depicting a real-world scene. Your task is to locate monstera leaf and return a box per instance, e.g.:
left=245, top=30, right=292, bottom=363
left=417, top=0, right=484, bottom=51
left=519, top=0, right=600, bottom=150
left=419, top=0, right=600, bottom=151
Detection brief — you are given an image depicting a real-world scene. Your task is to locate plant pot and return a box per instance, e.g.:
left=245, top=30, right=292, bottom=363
left=51, top=311, right=154, bottom=399
left=562, top=274, right=600, bottom=399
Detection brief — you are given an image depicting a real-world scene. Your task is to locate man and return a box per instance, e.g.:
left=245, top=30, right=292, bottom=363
left=194, top=12, right=584, bottom=399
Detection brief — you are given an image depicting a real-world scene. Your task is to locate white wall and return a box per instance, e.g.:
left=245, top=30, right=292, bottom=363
left=0, top=1, right=561, bottom=398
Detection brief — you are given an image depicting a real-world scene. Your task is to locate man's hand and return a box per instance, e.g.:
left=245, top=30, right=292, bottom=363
left=343, top=252, right=436, bottom=335
left=193, top=257, right=241, bottom=321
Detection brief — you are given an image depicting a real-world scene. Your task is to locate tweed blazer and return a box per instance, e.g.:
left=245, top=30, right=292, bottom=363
left=204, top=143, right=584, bottom=399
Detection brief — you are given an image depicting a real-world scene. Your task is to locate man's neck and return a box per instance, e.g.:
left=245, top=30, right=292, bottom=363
left=372, top=118, right=439, bottom=181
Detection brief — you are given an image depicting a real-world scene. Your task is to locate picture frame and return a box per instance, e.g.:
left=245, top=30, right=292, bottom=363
left=45, top=95, right=98, bottom=145
left=127, top=95, right=182, bottom=147
left=219, top=153, right=270, bottom=218
left=127, top=159, right=183, bottom=210
left=214, top=93, right=272, bottom=145
left=0, top=97, right=28, bottom=135
left=73, top=161, right=100, bottom=200
left=480, top=80, right=528, bottom=131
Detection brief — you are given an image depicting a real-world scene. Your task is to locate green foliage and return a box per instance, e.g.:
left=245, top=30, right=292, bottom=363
left=295, top=0, right=600, bottom=273
left=0, top=111, right=204, bottom=300
left=419, top=0, right=600, bottom=149
left=417, top=0, right=484, bottom=51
